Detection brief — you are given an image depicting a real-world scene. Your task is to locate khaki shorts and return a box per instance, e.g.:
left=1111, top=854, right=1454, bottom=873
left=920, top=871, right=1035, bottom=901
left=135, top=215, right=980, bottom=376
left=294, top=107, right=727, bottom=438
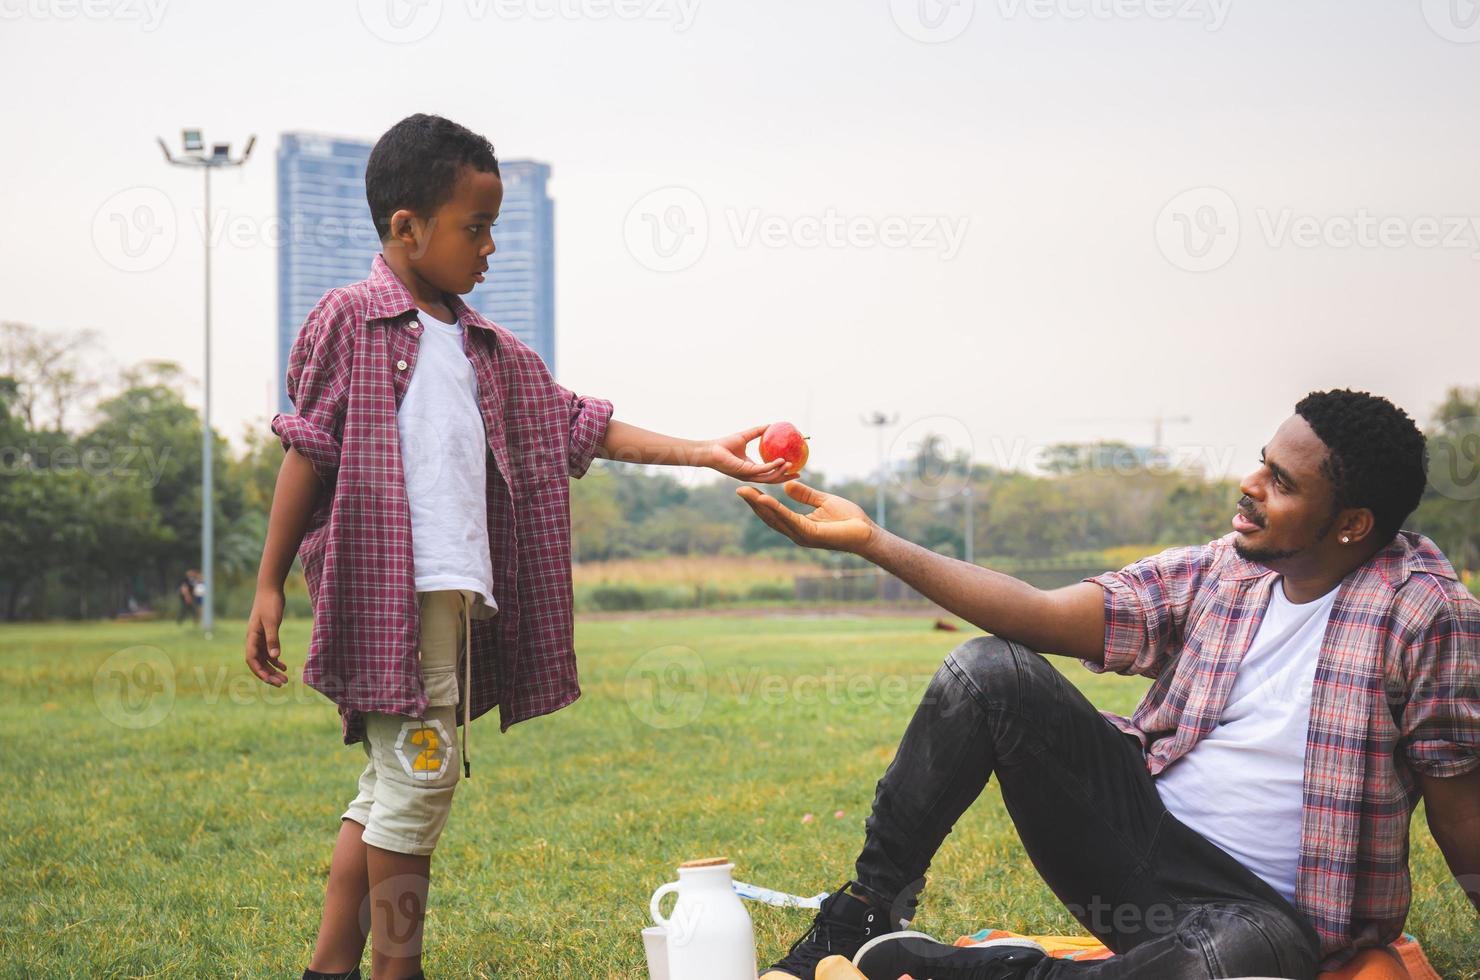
left=342, top=589, right=479, bottom=856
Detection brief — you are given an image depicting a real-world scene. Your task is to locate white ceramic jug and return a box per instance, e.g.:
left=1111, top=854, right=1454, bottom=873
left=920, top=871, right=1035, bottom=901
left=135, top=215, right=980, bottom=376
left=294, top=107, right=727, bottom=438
left=649, top=858, right=758, bottom=980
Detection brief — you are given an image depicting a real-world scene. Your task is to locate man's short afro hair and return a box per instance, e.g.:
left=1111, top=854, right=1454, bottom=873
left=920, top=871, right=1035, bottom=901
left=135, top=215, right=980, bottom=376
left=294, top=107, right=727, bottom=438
left=365, top=113, right=499, bottom=240
left=1294, top=388, right=1428, bottom=542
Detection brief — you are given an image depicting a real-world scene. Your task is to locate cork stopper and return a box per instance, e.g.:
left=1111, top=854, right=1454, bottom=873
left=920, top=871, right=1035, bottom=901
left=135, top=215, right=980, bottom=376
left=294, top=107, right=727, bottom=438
left=679, top=857, right=730, bottom=868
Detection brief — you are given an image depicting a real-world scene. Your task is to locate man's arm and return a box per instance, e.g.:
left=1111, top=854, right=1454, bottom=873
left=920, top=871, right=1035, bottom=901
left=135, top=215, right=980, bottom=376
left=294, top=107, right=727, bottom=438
left=737, top=481, right=1107, bottom=662
left=1401, top=599, right=1480, bottom=914
left=1419, top=768, right=1480, bottom=914
left=244, top=448, right=322, bottom=686
left=599, top=419, right=792, bottom=483
left=867, top=531, right=1108, bottom=662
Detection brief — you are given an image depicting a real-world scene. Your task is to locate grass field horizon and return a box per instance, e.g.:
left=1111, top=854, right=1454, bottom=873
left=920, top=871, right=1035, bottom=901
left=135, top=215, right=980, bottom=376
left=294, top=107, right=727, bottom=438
left=2, top=614, right=1473, bottom=978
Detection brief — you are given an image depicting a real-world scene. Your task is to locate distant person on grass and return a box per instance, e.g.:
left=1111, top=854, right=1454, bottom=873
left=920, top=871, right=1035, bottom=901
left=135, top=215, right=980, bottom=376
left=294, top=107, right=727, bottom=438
left=175, top=569, right=199, bottom=625
left=244, top=113, right=791, bottom=980
left=738, top=390, right=1479, bottom=980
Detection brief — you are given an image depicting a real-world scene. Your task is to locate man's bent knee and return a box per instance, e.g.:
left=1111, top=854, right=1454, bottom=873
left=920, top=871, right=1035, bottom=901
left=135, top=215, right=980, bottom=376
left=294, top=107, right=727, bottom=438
left=945, top=635, right=1056, bottom=711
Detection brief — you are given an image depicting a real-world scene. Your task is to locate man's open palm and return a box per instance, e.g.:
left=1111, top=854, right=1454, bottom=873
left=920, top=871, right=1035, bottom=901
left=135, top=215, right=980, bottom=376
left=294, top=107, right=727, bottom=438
left=736, top=481, right=875, bottom=553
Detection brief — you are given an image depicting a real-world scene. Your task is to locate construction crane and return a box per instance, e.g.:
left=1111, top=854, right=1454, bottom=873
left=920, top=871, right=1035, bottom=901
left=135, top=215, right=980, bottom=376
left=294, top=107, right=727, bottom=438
left=1063, top=412, right=1192, bottom=451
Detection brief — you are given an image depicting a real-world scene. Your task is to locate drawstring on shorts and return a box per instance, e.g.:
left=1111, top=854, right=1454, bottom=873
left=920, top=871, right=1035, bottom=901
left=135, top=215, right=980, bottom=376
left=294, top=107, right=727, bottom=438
left=462, top=590, right=473, bottom=779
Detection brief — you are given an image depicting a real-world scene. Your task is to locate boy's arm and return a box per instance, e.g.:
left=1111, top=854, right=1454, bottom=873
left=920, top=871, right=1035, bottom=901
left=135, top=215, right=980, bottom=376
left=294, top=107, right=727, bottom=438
left=245, top=448, right=322, bottom=687
left=247, top=293, right=348, bottom=685
left=598, top=419, right=791, bottom=483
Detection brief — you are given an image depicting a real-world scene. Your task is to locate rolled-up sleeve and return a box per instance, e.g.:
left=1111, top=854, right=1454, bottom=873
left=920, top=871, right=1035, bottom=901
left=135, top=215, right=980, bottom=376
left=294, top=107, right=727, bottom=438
left=1401, top=600, right=1480, bottom=778
left=561, top=385, right=613, bottom=479
left=270, top=299, right=349, bottom=486
left=1081, top=544, right=1213, bottom=678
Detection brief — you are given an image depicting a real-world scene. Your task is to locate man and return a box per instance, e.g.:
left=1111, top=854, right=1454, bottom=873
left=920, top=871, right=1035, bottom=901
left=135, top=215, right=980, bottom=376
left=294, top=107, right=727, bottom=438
left=176, top=569, right=200, bottom=626
left=738, top=390, right=1478, bottom=980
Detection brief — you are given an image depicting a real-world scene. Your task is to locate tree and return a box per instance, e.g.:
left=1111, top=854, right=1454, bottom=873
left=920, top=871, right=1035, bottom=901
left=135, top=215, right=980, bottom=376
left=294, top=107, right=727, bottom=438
left=77, top=371, right=246, bottom=609
left=570, top=469, right=623, bottom=561
left=0, top=467, right=92, bottom=618
left=0, top=321, right=99, bottom=432
left=632, top=505, right=739, bottom=555
left=1412, top=386, right=1480, bottom=574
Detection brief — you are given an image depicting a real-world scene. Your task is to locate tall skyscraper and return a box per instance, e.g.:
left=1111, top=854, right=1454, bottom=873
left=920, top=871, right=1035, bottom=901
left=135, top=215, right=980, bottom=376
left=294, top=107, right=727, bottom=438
left=276, top=133, right=556, bottom=414
left=465, top=160, right=556, bottom=378
left=275, top=133, right=379, bottom=414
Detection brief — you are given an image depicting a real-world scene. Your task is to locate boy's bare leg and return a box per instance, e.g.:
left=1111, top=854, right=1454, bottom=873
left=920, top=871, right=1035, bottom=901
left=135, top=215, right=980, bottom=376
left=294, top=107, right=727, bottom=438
left=366, top=842, right=432, bottom=980
left=308, top=819, right=371, bottom=974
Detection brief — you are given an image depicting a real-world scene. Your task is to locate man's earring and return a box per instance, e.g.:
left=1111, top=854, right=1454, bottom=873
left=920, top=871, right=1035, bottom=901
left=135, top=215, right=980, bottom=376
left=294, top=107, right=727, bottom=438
left=1341, top=536, right=1350, bottom=544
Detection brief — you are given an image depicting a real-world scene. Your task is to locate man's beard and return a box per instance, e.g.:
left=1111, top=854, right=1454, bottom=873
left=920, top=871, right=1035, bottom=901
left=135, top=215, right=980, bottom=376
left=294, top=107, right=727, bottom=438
left=1231, top=508, right=1337, bottom=565
left=1233, top=539, right=1301, bottom=563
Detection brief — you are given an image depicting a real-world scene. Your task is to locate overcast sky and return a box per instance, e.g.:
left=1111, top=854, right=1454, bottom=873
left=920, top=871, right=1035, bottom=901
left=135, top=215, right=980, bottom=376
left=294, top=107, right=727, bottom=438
left=5, top=0, right=1478, bottom=490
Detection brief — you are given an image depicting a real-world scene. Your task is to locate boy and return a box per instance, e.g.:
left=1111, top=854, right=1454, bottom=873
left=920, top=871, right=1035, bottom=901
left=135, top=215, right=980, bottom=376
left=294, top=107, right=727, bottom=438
left=244, top=113, right=789, bottom=980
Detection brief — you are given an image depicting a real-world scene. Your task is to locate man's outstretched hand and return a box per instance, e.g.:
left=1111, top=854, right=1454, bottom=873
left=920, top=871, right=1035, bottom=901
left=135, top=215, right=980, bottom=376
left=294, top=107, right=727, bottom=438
left=735, top=481, right=877, bottom=554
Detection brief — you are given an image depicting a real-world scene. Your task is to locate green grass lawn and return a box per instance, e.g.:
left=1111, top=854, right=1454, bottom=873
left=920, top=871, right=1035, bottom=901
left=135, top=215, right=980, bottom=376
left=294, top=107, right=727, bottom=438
left=1, top=615, right=1474, bottom=978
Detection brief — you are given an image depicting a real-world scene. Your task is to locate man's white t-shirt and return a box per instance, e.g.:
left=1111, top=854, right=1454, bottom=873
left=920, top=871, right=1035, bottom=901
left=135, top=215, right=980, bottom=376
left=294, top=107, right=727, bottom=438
left=394, top=311, right=498, bottom=612
left=1154, top=578, right=1339, bottom=905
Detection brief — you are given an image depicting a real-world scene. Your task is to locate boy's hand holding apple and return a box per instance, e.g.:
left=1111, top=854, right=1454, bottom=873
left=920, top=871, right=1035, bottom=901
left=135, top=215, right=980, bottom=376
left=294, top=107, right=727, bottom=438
left=706, top=424, right=797, bottom=483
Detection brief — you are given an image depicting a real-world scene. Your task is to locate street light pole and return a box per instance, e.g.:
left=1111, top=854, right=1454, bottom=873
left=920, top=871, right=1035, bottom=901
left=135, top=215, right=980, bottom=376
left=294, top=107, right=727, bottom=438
left=861, top=411, right=898, bottom=530
left=158, top=130, right=255, bottom=637
left=963, top=484, right=974, bottom=565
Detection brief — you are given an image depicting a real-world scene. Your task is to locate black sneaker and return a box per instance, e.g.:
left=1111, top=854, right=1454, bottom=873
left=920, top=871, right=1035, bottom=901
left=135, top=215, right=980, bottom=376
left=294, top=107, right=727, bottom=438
left=853, top=934, right=1047, bottom=980
left=301, top=969, right=362, bottom=980
left=763, top=881, right=920, bottom=979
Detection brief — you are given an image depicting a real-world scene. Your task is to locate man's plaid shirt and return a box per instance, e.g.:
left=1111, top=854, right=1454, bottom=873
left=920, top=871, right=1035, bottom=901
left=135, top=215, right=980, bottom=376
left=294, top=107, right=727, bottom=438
left=1085, top=531, right=1478, bottom=964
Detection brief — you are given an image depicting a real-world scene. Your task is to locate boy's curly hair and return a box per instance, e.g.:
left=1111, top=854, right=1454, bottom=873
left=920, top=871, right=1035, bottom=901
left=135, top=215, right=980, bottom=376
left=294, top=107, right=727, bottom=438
left=1294, top=389, right=1428, bottom=542
left=366, top=113, right=500, bottom=240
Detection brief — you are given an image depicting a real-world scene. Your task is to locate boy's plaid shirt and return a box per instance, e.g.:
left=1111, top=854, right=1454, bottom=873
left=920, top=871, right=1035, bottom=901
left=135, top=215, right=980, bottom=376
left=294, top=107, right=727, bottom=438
left=1084, top=532, right=1479, bottom=965
left=271, top=255, right=613, bottom=744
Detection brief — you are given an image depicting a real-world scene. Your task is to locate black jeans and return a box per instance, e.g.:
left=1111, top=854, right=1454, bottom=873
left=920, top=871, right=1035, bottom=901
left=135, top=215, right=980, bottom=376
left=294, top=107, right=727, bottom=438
left=855, top=636, right=1323, bottom=979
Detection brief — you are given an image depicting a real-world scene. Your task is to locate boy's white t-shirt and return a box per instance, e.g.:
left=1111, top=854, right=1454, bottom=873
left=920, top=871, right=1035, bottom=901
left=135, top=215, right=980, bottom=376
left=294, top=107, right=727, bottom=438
left=394, top=311, right=498, bottom=612
left=1154, top=578, right=1338, bottom=905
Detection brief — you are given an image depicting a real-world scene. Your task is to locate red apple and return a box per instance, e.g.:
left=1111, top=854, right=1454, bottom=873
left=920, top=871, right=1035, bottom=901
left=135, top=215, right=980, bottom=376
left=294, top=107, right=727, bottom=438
left=759, top=421, right=809, bottom=476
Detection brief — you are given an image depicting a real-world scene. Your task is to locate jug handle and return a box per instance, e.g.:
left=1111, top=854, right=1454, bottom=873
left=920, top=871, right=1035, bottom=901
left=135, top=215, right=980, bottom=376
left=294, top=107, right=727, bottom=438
left=650, top=882, right=680, bottom=928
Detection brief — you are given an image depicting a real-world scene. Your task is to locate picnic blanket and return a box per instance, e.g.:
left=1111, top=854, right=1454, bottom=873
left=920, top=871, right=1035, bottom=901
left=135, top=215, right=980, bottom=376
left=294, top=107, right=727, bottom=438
left=952, top=927, right=1438, bottom=979
left=781, top=931, right=1440, bottom=980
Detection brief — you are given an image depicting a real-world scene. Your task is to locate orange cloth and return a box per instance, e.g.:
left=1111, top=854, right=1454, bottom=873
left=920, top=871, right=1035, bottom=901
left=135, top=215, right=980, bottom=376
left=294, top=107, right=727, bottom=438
left=760, top=933, right=1442, bottom=979
left=1319, top=940, right=1441, bottom=980
left=761, top=959, right=866, bottom=980
left=953, top=929, right=1441, bottom=979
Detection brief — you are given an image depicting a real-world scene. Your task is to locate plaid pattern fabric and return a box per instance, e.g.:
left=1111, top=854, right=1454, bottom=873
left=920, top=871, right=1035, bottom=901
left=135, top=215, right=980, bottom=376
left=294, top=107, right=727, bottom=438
left=1085, top=531, right=1480, bottom=964
left=272, top=255, right=613, bottom=744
